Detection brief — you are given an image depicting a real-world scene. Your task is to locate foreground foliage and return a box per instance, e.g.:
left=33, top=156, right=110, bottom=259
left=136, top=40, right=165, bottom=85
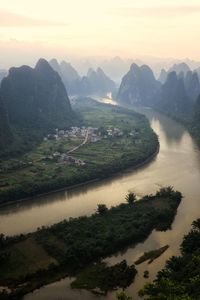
left=71, top=260, right=137, bottom=293
left=139, top=219, right=200, bottom=300
left=0, top=187, right=181, bottom=299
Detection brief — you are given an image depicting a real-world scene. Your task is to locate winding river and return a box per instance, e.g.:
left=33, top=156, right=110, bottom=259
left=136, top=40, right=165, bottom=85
left=1, top=99, right=200, bottom=299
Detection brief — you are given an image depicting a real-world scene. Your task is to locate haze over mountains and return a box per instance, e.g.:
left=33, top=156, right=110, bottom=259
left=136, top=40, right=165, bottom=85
left=118, top=61, right=200, bottom=141
left=70, top=56, right=200, bottom=82
left=1, top=56, right=200, bottom=155
left=117, top=63, right=161, bottom=106
left=49, top=58, right=116, bottom=96
left=157, top=71, right=191, bottom=118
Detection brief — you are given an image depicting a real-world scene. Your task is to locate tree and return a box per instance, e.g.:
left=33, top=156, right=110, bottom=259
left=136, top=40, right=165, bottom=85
left=116, top=291, right=132, bottom=300
left=97, top=204, right=108, bottom=215
left=125, top=192, right=136, bottom=205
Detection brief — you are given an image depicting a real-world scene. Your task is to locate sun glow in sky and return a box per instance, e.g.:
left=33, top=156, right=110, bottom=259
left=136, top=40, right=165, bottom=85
left=0, top=0, right=200, bottom=67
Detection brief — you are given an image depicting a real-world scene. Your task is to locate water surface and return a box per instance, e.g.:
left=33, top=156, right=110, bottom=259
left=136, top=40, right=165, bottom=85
left=1, top=103, right=200, bottom=299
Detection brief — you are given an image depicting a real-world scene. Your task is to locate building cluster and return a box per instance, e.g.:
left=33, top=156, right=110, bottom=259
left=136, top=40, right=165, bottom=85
left=129, top=130, right=140, bottom=139
left=44, top=152, right=85, bottom=166
left=44, top=126, right=128, bottom=143
left=106, top=128, right=123, bottom=137
left=44, top=126, right=97, bottom=141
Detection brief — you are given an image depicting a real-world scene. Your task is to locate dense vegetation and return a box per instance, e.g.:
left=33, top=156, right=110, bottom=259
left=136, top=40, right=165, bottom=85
left=71, top=260, right=137, bottom=294
left=0, top=59, right=75, bottom=157
left=117, top=63, right=161, bottom=106
left=117, top=62, right=200, bottom=146
left=0, top=96, right=13, bottom=152
left=190, top=94, right=200, bottom=144
left=0, top=187, right=181, bottom=299
left=135, top=245, right=169, bottom=265
left=0, top=98, right=158, bottom=205
left=139, top=218, right=200, bottom=300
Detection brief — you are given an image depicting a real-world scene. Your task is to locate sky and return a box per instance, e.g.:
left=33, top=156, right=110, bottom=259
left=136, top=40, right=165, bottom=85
left=0, top=0, right=200, bottom=68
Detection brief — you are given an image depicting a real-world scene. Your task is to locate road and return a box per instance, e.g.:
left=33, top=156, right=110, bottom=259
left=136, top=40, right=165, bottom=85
left=67, top=129, right=89, bottom=154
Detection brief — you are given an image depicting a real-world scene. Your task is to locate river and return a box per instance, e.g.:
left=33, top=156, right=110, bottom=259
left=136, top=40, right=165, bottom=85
left=1, top=100, right=200, bottom=299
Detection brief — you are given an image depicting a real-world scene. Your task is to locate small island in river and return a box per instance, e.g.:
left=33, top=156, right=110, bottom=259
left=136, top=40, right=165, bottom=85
left=0, top=187, right=182, bottom=299
left=135, top=245, right=169, bottom=265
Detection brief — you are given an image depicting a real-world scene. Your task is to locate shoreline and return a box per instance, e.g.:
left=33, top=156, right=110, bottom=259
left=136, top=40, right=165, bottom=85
left=0, top=144, right=159, bottom=209
left=0, top=187, right=181, bottom=300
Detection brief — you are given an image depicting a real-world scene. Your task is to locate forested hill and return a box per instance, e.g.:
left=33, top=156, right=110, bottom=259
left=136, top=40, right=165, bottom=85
left=1, top=58, right=73, bottom=129
left=117, top=62, right=200, bottom=143
left=0, top=96, right=12, bottom=152
left=0, top=59, right=76, bottom=156
left=157, top=71, right=191, bottom=120
left=117, top=63, right=161, bottom=106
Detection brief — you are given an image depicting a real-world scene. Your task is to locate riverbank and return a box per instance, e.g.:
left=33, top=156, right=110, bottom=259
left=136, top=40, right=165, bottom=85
left=149, top=106, right=200, bottom=148
left=0, top=187, right=182, bottom=300
left=0, top=144, right=159, bottom=209
left=0, top=99, right=159, bottom=207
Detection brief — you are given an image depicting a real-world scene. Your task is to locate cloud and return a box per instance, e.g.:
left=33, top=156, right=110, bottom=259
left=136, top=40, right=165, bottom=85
left=0, top=11, right=67, bottom=27
left=108, top=5, right=200, bottom=18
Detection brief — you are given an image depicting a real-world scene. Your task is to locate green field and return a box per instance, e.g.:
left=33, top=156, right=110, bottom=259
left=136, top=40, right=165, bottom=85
left=0, top=98, right=158, bottom=204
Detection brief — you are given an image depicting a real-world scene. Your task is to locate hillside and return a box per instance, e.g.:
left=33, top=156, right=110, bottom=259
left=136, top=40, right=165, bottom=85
left=0, top=98, right=158, bottom=204
left=117, top=63, right=161, bottom=106
left=0, top=59, right=76, bottom=156
left=1, top=59, right=73, bottom=130
left=0, top=96, right=13, bottom=152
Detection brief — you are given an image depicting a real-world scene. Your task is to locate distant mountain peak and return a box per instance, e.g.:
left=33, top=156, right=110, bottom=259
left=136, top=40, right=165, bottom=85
left=35, top=58, right=54, bottom=75
left=130, top=63, right=140, bottom=72
left=49, top=58, right=61, bottom=74
left=158, top=69, right=167, bottom=83
left=96, top=67, right=104, bottom=74
left=118, top=64, right=161, bottom=105
left=87, top=68, right=96, bottom=77
left=168, top=62, right=190, bottom=75
left=1, top=59, right=73, bottom=129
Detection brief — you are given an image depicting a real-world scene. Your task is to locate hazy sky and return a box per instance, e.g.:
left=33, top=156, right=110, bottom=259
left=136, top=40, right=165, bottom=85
left=0, top=0, right=200, bottom=67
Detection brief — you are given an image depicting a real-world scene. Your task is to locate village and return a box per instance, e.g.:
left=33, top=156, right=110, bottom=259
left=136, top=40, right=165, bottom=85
left=44, top=126, right=126, bottom=142
left=43, top=126, right=141, bottom=167
left=0, top=126, right=141, bottom=173
left=44, top=126, right=140, bottom=142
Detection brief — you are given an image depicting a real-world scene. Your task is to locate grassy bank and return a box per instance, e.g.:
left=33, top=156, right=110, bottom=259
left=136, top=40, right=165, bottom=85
left=0, top=98, right=158, bottom=205
left=0, top=187, right=182, bottom=299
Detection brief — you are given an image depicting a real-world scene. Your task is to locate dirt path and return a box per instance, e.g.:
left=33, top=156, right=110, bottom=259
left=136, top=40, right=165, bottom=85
left=67, top=130, right=89, bottom=154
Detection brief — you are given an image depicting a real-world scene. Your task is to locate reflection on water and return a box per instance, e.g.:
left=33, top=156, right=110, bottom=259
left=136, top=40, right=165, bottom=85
left=0, top=158, right=159, bottom=235
left=148, top=111, right=185, bottom=146
left=1, top=103, right=200, bottom=299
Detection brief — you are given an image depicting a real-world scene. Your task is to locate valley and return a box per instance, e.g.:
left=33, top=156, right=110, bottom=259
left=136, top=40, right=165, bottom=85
left=0, top=98, right=158, bottom=205
left=0, top=100, right=200, bottom=300
left=1, top=2, right=200, bottom=300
